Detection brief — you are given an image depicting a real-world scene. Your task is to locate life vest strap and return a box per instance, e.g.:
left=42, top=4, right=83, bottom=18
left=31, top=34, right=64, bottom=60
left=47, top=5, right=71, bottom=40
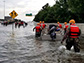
left=69, top=32, right=79, bottom=36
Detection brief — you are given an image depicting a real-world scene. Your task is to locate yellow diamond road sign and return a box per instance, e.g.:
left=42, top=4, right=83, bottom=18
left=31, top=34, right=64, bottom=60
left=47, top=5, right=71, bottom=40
left=9, top=10, right=18, bottom=19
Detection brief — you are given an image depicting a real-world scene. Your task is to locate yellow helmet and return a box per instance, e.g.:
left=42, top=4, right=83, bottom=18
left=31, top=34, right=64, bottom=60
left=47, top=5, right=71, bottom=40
left=37, top=23, right=40, bottom=25
left=69, top=19, right=75, bottom=24
left=57, top=22, right=60, bottom=24
left=40, top=21, right=41, bottom=23
left=64, top=22, right=67, bottom=25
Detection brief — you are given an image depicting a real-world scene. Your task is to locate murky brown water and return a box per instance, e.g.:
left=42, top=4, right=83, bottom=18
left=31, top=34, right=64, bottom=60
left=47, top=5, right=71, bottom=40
left=0, top=22, right=84, bottom=63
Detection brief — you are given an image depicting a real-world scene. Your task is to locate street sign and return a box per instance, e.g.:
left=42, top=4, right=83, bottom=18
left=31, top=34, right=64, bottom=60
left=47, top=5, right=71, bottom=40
left=9, top=10, right=18, bottom=36
left=9, top=10, right=18, bottom=19
left=26, top=13, right=32, bottom=16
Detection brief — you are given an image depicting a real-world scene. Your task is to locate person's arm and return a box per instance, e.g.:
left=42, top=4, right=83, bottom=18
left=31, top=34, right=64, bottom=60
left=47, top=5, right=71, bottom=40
left=64, top=25, right=66, bottom=30
left=33, top=27, right=35, bottom=31
left=79, top=29, right=81, bottom=36
left=40, top=27, right=42, bottom=31
left=50, top=26, right=54, bottom=31
left=45, top=24, right=47, bottom=27
left=61, top=30, right=69, bottom=44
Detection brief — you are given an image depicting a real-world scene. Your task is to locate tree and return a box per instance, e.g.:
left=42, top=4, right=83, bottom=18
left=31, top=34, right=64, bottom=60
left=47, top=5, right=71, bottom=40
left=33, top=0, right=84, bottom=23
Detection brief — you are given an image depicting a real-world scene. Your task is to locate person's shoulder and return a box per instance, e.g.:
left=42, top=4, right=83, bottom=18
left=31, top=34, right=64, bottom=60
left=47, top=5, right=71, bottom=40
left=79, top=28, right=81, bottom=31
left=67, top=26, right=70, bottom=30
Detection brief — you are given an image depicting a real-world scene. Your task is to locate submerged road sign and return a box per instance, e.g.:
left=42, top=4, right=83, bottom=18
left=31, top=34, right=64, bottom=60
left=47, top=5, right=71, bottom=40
left=9, top=10, right=18, bottom=19
left=9, top=10, right=18, bottom=36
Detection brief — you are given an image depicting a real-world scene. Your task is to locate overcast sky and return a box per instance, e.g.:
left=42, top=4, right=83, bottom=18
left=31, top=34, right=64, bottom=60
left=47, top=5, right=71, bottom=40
left=0, top=0, right=55, bottom=21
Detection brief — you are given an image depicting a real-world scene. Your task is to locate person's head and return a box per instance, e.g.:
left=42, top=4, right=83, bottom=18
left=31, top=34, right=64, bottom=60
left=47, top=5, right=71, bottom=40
left=42, top=21, right=44, bottom=23
left=64, top=22, right=67, bottom=25
left=69, top=19, right=75, bottom=25
left=37, top=23, right=40, bottom=25
left=57, top=22, right=60, bottom=24
left=39, top=21, right=41, bottom=23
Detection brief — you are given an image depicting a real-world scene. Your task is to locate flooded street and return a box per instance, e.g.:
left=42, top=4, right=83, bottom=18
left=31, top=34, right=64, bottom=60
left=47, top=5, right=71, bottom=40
left=0, top=22, right=84, bottom=63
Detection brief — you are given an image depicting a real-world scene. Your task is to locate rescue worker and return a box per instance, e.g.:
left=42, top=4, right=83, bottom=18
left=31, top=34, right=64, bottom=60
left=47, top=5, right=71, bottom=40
left=33, top=23, right=42, bottom=38
left=48, top=24, right=58, bottom=40
left=57, top=22, right=62, bottom=28
left=41, top=21, right=47, bottom=36
left=42, top=21, right=46, bottom=29
left=61, top=19, right=81, bottom=52
left=39, top=21, right=43, bottom=35
left=15, top=22, right=18, bottom=28
left=57, top=22, right=63, bottom=35
left=23, top=22, right=28, bottom=28
left=64, top=22, right=68, bottom=34
left=21, top=21, right=24, bottom=27
left=4, top=21, right=7, bottom=26
left=39, top=21, right=42, bottom=27
left=18, top=21, right=20, bottom=28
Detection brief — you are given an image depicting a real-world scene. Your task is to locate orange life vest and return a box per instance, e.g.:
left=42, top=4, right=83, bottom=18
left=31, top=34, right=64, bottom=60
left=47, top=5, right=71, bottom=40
left=35, top=26, right=41, bottom=32
left=69, top=25, right=79, bottom=38
left=39, top=24, right=42, bottom=27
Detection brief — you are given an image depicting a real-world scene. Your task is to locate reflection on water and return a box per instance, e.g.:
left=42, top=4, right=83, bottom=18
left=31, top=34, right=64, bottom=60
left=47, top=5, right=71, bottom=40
left=0, top=23, right=84, bottom=63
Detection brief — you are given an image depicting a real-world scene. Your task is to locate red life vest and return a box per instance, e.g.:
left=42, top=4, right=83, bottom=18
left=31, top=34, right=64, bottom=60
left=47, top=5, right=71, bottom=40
left=58, top=24, right=62, bottom=28
left=21, top=22, right=23, bottom=25
left=69, top=25, right=79, bottom=38
left=19, top=22, right=21, bottom=24
left=39, top=24, right=42, bottom=27
left=65, top=25, right=68, bottom=30
left=15, top=22, right=17, bottom=24
left=42, top=24, right=46, bottom=29
left=71, top=23, right=76, bottom=26
left=35, top=26, right=41, bottom=32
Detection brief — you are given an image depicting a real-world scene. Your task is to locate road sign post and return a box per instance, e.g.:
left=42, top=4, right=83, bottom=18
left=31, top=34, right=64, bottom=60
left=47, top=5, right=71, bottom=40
left=9, top=10, right=18, bottom=35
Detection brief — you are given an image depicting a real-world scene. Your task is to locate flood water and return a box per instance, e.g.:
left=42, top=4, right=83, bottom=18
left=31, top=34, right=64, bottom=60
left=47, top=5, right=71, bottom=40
left=0, top=22, right=84, bottom=63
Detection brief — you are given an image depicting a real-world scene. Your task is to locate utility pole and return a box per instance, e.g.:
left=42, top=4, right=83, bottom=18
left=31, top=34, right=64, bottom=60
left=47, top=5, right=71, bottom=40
left=3, top=0, right=5, bottom=20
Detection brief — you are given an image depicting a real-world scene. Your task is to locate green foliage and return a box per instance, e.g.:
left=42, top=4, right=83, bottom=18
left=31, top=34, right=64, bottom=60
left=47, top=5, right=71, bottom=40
left=33, top=0, right=84, bottom=23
